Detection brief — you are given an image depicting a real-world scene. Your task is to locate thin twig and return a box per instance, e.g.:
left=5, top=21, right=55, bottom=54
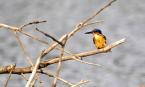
left=71, top=80, right=90, bottom=87
left=51, top=35, right=68, bottom=87
left=71, top=56, right=101, bottom=67
left=13, top=31, right=33, bottom=65
left=20, top=31, right=49, bottom=45
left=31, top=73, right=43, bottom=87
left=21, top=74, right=43, bottom=87
left=0, top=23, right=19, bottom=31
left=4, top=64, right=15, bottom=87
left=41, top=34, right=67, bottom=57
left=4, top=73, right=12, bottom=87
left=20, top=20, right=47, bottom=30
left=41, top=70, right=74, bottom=86
left=62, top=49, right=101, bottom=67
left=21, top=74, right=28, bottom=82
left=83, top=20, right=104, bottom=27
left=25, top=50, right=44, bottom=87
left=62, top=48, right=102, bottom=67
left=67, top=0, right=116, bottom=38
left=82, top=0, right=116, bottom=24
left=14, top=31, right=43, bottom=87
left=0, top=22, right=49, bottom=46
left=36, top=28, right=64, bottom=46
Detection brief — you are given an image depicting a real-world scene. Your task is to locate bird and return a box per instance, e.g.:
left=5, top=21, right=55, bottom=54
left=85, top=29, right=106, bottom=49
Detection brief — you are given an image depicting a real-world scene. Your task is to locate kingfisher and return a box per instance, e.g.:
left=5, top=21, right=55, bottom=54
left=85, top=29, right=106, bottom=49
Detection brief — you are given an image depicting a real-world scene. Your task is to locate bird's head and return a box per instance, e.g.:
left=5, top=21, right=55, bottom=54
left=85, top=29, right=102, bottom=34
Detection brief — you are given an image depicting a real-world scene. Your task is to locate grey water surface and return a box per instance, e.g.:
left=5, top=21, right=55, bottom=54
left=0, top=0, right=145, bottom=87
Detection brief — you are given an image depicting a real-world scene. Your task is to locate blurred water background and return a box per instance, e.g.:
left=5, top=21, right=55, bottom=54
left=0, top=0, right=145, bottom=87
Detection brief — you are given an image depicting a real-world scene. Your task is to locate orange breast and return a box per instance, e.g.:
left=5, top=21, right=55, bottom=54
left=93, top=34, right=106, bottom=49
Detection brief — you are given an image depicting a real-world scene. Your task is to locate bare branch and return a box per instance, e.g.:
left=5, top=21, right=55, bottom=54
left=71, top=57, right=102, bottom=67
left=51, top=35, right=68, bottom=87
left=82, top=0, right=117, bottom=24
left=13, top=31, right=33, bottom=65
left=41, top=38, right=126, bottom=65
left=20, top=31, right=49, bottom=45
left=25, top=50, right=44, bottom=87
left=4, top=64, right=16, bottom=87
left=0, top=23, right=19, bottom=31
left=14, top=31, right=43, bottom=87
left=41, top=70, right=74, bottom=86
left=71, top=80, right=90, bottom=87
left=20, top=20, right=47, bottom=30
left=42, top=34, right=67, bottom=57
left=36, top=28, right=64, bottom=46
left=83, top=20, right=103, bottom=27
left=61, top=48, right=102, bottom=67
left=21, top=74, right=28, bottom=82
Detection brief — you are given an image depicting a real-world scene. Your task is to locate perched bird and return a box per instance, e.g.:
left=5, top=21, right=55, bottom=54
left=85, top=29, right=106, bottom=49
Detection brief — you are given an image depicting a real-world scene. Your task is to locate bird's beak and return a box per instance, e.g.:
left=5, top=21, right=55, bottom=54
left=85, top=31, right=93, bottom=34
